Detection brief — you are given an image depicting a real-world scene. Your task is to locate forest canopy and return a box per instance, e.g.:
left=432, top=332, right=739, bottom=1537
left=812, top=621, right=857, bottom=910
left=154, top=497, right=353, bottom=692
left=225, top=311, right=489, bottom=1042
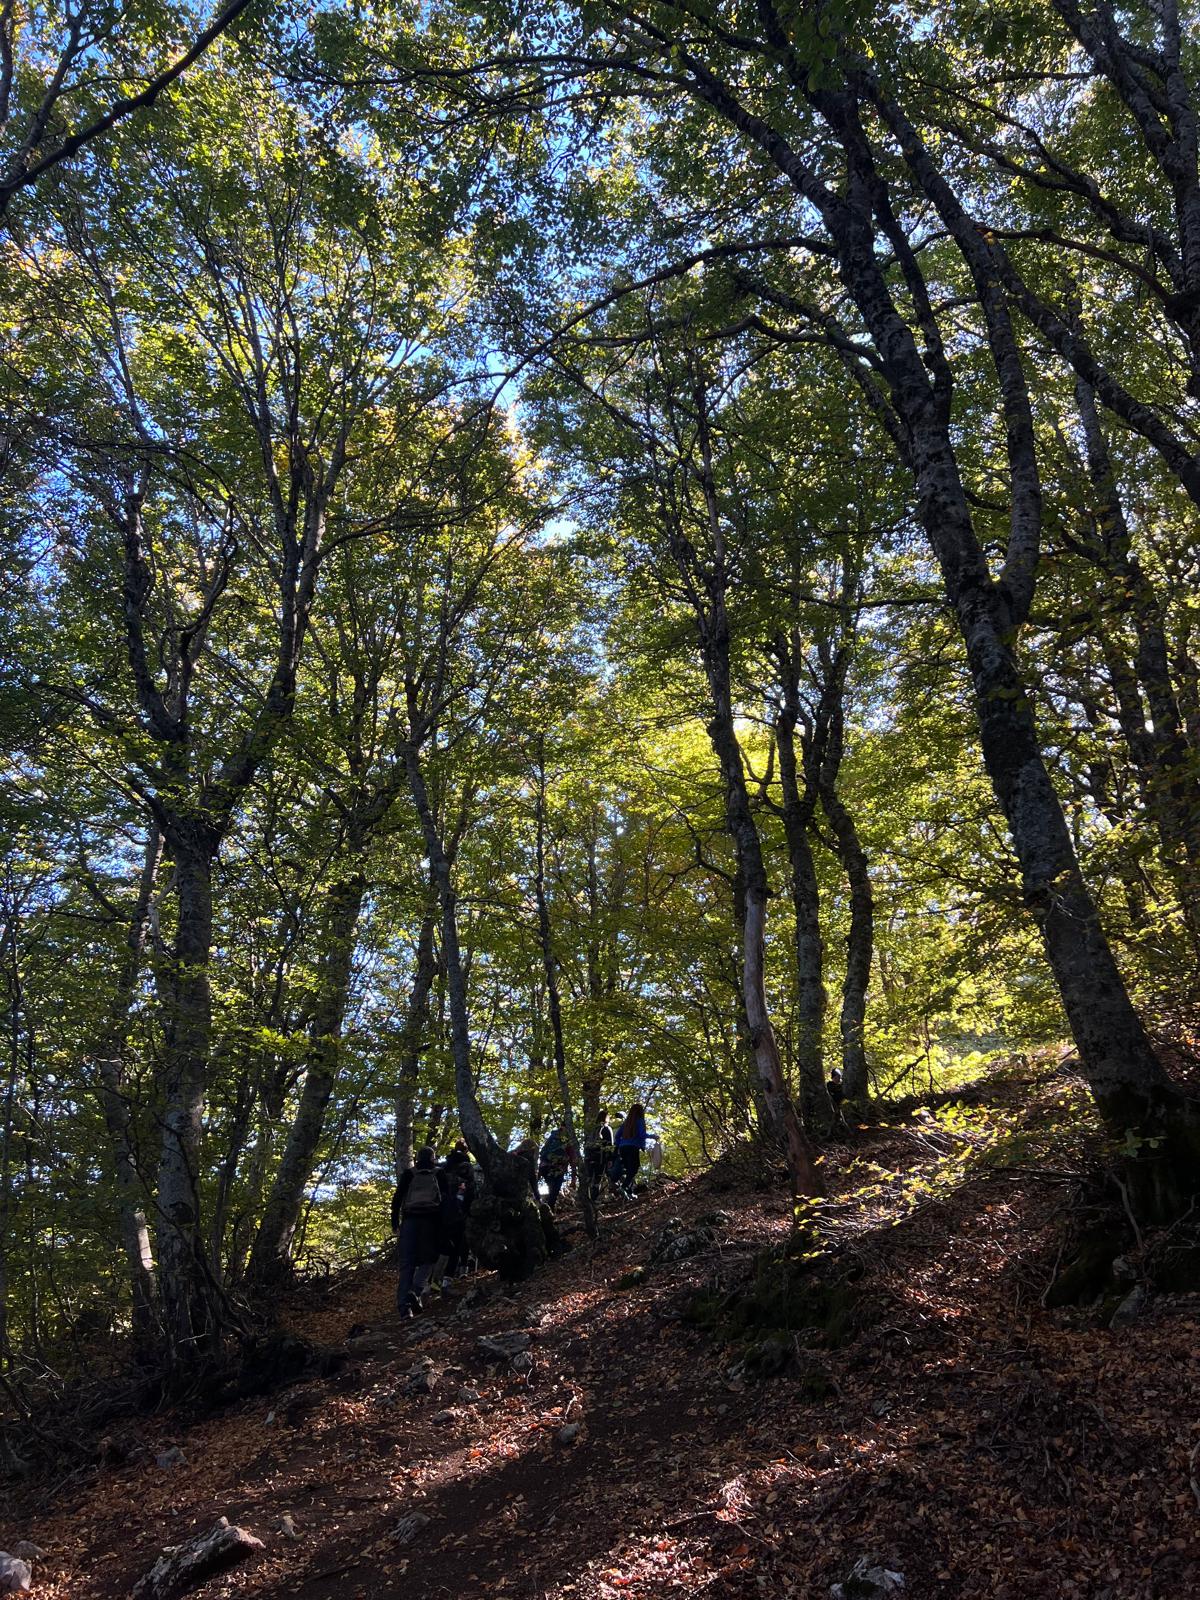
left=1, top=0, right=1199, bottom=1373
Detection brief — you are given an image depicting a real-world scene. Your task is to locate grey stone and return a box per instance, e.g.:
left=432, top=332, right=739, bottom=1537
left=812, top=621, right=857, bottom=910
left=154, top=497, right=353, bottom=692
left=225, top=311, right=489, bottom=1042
left=7, top=1546, right=44, bottom=1564
left=279, top=1514, right=299, bottom=1540
left=1110, top=1285, right=1149, bottom=1327
left=390, top=1512, right=431, bottom=1546
left=476, top=1331, right=531, bottom=1363
left=648, top=1219, right=717, bottom=1265
left=0, top=1556, right=31, bottom=1594
left=405, top=1358, right=439, bottom=1395
left=155, top=1445, right=186, bottom=1469
left=131, top=1518, right=264, bottom=1599
left=510, top=1351, right=534, bottom=1376
left=557, top=1423, right=580, bottom=1445
left=830, top=1557, right=905, bottom=1598
left=431, top=1409, right=458, bottom=1425
left=457, top=1386, right=482, bottom=1404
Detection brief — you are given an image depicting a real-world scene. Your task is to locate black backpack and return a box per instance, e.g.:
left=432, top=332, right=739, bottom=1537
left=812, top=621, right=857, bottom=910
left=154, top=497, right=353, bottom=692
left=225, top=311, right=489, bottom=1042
left=403, top=1168, right=442, bottom=1217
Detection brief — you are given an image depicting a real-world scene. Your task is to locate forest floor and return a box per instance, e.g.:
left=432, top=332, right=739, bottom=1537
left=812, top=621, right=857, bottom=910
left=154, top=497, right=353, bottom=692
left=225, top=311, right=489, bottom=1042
left=5, top=1056, right=1200, bottom=1599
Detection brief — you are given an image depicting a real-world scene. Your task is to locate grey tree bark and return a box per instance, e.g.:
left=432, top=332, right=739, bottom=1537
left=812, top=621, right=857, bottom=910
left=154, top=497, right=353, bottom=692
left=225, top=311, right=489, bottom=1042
left=683, top=387, right=824, bottom=1195
left=647, top=32, right=1200, bottom=1212
left=93, top=827, right=162, bottom=1338
left=817, top=683, right=874, bottom=1109
left=246, top=873, right=368, bottom=1287
left=394, top=898, right=438, bottom=1183
left=403, top=740, right=549, bottom=1275
left=534, top=741, right=597, bottom=1238
left=771, top=635, right=833, bottom=1136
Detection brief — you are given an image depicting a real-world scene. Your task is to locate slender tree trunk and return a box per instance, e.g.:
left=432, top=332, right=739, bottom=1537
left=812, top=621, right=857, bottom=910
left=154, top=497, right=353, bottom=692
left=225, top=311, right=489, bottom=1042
left=534, top=743, right=596, bottom=1238
left=404, top=744, right=497, bottom=1161
left=1074, top=378, right=1200, bottom=934
left=665, top=378, right=824, bottom=1197
left=0, top=896, right=21, bottom=1368
left=226, top=1103, right=274, bottom=1282
left=154, top=828, right=220, bottom=1361
left=774, top=688, right=832, bottom=1134
left=955, top=568, right=1200, bottom=1211
left=394, top=898, right=437, bottom=1183
left=403, top=739, right=548, bottom=1276
left=703, top=695, right=824, bottom=1197
left=208, top=1061, right=257, bottom=1284
left=820, top=781, right=873, bottom=1108
left=423, top=1103, right=445, bottom=1149
left=798, top=112, right=1198, bottom=1214
left=247, top=873, right=367, bottom=1287
left=581, top=832, right=611, bottom=1138
left=94, top=828, right=162, bottom=1338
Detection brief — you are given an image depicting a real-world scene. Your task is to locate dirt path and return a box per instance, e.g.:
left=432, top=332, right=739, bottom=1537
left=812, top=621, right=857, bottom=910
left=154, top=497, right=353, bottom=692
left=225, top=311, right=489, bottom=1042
left=6, top=1090, right=1200, bottom=1599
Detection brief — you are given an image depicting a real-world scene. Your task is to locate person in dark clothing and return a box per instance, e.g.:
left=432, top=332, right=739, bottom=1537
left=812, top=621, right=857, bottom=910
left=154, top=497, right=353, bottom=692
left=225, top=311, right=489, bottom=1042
left=391, top=1145, right=447, bottom=1316
left=538, top=1126, right=569, bottom=1210
left=827, top=1068, right=844, bottom=1108
left=615, top=1103, right=648, bottom=1198
left=585, top=1109, right=614, bottom=1202
left=430, top=1142, right=476, bottom=1290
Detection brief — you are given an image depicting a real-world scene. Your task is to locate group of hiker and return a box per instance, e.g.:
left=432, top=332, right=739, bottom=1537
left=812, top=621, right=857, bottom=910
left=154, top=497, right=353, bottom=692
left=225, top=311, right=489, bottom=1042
left=389, top=1105, right=656, bottom=1315
left=389, top=1140, right=476, bottom=1317
left=518, top=1104, right=655, bottom=1211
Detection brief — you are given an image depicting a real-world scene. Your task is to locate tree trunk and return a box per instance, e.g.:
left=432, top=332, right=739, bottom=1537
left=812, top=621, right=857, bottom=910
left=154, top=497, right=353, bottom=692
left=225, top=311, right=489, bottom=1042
left=93, top=828, right=162, bottom=1338
left=423, top=1103, right=445, bottom=1149
left=207, top=1060, right=257, bottom=1285
left=225, top=1104, right=275, bottom=1283
left=703, top=693, right=824, bottom=1196
left=403, top=741, right=549, bottom=1276
left=820, top=780, right=873, bottom=1108
left=394, top=897, right=437, bottom=1183
left=667, top=379, right=825, bottom=1197
left=154, top=828, right=221, bottom=1363
left=1074, top=377, right=1200, bottom=934
left=534, top=742, right=596, bottom=1238
left=247, top=873, right=367, bottom=1287
left=765, top=92, right=1200, bottom=1214
left=774, top=687, right=832, bottom=1134
left=958, top=570, right=1200, bottom=1214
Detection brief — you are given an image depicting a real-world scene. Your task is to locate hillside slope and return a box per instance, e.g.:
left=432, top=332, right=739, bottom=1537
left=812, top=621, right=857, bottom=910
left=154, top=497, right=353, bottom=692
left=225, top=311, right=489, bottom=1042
left=5, top=1066, right=1199, bottom=1599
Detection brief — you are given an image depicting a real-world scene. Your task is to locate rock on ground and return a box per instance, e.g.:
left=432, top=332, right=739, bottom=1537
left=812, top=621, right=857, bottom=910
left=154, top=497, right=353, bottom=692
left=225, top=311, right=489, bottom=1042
left=475, top=1331, right=531, bottom=1363
left=830, top=1557, right=906, bottom=1598
left=0, top=1555, right=31, bottom=1594
left=131, top=1518, right=264, bottom=1599
left=404, top=1358, right=439, bottom=1395
left=390, top=1513, right=431, bottom=1546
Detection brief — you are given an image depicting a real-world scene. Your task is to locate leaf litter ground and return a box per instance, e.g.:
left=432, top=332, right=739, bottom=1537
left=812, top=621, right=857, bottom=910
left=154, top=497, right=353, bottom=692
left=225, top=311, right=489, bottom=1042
left=5, top=1060, right=1199, bottom=1599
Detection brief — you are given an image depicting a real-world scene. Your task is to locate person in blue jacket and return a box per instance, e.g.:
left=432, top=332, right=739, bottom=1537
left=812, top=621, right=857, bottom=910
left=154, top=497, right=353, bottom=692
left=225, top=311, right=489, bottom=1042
left=614, top=1103, right=649, bottom=1198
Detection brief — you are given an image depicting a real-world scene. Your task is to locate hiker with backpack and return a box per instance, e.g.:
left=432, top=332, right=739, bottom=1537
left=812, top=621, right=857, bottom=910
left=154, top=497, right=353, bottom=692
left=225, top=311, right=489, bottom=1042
left=428, top=1141, right=476, bottom=1294
left=585, top=1109, right=614, bottom=1202
left=615, top=1103, right=649, bottom=1198
left=538, top=1125, right=569, bottom=1211
left=390, top=1145, right=447, bottom=1316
